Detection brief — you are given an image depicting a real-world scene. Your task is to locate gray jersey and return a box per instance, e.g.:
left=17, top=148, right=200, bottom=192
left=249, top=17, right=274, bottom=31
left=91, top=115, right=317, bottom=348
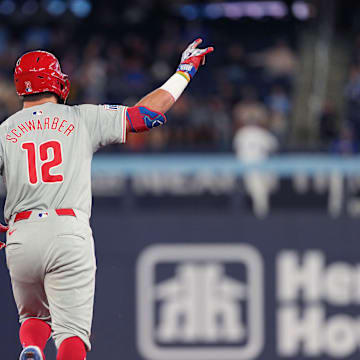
left=0, top=102, right=127, bottom=221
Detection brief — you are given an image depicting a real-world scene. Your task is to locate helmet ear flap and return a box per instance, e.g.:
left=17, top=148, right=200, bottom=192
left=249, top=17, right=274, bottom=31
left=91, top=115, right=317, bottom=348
left=61, top=77, right=70, bottom=103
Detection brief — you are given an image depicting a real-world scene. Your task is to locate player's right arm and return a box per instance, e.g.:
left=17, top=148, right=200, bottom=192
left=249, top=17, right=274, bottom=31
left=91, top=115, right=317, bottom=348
left=125, top=38, right=214, bottom=133
left=81, top=39, right=213, bottom=151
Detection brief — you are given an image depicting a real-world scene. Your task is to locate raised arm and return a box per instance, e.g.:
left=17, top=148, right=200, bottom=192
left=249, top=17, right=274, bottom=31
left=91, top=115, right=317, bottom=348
left=135, top=88, right=174, bottom=114
left=126, top=38, right=214, bottom=133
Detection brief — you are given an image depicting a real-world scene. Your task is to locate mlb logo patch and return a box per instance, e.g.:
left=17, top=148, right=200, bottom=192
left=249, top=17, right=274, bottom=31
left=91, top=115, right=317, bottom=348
left=136, top=244, right=264, bottom=360
left=104, top=104, right=120, bottom=111
left=33, top=110, right=43, bottom=116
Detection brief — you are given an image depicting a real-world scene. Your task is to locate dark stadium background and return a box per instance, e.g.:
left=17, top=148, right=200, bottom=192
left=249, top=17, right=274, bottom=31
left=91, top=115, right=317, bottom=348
left=2, top=1, right=360, bottom=359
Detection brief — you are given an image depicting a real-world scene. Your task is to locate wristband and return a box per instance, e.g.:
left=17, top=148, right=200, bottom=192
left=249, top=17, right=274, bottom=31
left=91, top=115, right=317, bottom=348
left=160, top=72, right=190, bottom=101
left=177, top=63, right=197, bottom=79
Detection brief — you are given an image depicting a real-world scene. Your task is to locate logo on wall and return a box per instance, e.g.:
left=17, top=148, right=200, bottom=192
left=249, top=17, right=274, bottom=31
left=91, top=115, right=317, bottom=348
left=136, top=244, right=264, bottom=360
left=277, top=250, right=360, bottom=358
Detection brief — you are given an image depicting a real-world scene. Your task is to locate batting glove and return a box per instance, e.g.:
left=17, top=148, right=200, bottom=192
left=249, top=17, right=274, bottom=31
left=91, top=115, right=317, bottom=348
left=0, top=223, right=8, bottom=250
left=177, top=38, right=214, bottom=82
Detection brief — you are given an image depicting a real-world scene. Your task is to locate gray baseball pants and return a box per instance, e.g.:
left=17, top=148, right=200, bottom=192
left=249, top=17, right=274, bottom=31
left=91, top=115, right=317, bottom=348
left=5, top=209, right=96, bottom=351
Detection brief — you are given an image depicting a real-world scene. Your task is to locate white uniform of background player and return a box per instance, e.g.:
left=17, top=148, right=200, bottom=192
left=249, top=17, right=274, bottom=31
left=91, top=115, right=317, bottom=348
left=233, top=125, right=279, bottom=218
left=1, top=39, right=213, bottom=360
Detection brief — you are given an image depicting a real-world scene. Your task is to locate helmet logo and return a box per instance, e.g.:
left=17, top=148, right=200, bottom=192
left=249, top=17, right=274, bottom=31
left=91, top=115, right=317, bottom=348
left=25, top=81, right=33, bottom=93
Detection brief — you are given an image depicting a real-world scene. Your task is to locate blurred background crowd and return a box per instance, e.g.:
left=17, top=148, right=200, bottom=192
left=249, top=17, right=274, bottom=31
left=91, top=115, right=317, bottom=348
left=0, top=0, right=359, bottom=154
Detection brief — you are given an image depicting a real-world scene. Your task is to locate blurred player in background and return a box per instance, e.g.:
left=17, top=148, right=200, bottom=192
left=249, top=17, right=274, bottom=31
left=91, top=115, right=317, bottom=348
left=1, top=39, right=213, bottom=360
left=233, top=115, right=279, bottom=218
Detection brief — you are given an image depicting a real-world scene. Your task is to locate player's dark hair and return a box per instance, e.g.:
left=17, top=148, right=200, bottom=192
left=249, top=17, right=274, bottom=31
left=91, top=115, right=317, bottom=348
left=22, top=92, right=63, bottom=104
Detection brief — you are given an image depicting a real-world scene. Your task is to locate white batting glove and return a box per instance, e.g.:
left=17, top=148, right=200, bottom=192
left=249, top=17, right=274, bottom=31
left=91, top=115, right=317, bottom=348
left=176, top=38, right=214, bottom=81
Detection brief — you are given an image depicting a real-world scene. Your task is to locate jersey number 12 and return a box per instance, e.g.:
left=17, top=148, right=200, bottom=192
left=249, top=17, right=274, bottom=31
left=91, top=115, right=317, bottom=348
left=22, top=140, right=64, bottom=184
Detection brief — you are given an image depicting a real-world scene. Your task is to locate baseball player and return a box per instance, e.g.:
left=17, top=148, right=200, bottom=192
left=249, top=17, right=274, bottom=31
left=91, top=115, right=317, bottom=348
left=0, top=38, right=213, bottom=360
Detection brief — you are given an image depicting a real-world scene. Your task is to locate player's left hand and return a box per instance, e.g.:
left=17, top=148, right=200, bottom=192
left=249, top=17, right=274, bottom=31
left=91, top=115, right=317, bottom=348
left=177, top=38, right=214, bottom=80
left=0, top=223, right=8, bottom=250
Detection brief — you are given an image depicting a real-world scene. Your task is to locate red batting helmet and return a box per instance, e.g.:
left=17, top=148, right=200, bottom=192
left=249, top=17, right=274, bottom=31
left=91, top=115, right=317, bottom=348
left=14, top=50, right=70, bottom=103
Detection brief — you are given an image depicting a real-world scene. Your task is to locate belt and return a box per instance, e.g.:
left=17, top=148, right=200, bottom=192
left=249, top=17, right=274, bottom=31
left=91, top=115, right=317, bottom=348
left=14, top=209, right=76, bottom=223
